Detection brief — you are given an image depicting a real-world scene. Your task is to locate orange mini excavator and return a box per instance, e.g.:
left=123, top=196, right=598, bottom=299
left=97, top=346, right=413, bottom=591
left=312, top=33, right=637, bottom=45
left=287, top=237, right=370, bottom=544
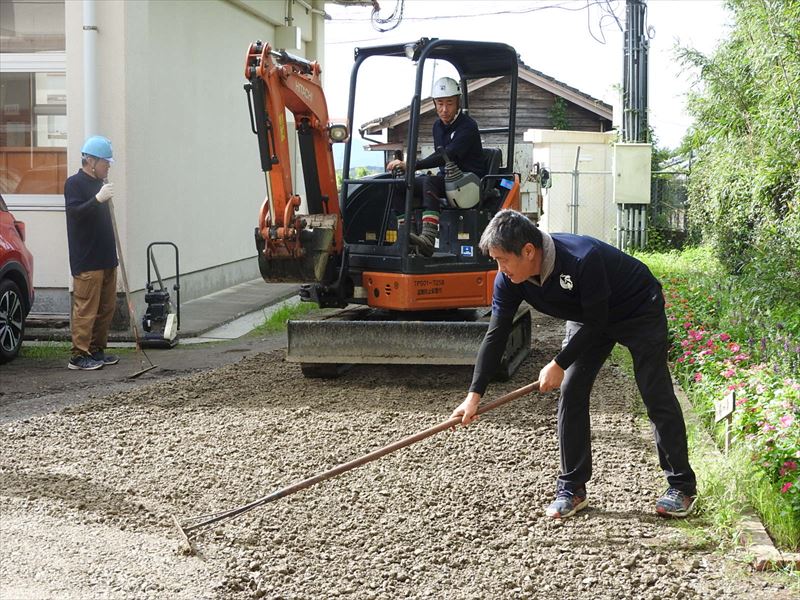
left=243, top=38, right=531, bottom=378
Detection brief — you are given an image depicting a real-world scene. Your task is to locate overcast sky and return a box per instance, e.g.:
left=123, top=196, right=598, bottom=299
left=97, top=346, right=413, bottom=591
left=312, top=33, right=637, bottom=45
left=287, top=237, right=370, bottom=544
left=322, top=0, right=732, bottom=165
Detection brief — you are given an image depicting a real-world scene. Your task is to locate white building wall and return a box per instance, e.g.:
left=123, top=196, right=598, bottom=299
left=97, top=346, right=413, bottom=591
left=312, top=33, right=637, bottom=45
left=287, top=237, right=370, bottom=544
left=121, top=0, right=278, bottom=289
left=523, top=129, right=617, bottom=243
left=22, top=0, right=325, bottom=316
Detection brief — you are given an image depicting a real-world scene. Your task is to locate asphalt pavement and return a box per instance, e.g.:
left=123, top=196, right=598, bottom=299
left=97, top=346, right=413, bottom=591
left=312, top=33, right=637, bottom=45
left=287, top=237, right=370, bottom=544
left=24, top=279, right=299, bottom=343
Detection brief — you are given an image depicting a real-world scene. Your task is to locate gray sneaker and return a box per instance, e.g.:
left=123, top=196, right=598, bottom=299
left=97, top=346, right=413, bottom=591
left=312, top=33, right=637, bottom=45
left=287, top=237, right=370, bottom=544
left=655, top=487, right=696, bottom=518
left=68, top=355, right=104, bottom=371
left=91, top=350, right=119, bottom=365
left=546, top=486, right=588, bottom=519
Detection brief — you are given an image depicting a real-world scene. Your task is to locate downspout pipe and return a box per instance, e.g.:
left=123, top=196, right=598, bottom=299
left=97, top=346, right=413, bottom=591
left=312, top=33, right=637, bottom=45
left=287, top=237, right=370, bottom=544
left=83, top=0, right=98, bottom=138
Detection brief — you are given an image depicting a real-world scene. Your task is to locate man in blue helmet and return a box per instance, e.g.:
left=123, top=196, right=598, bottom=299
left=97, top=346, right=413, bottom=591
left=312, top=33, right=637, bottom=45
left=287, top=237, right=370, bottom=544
left=63, top=135, right=120, bottom=370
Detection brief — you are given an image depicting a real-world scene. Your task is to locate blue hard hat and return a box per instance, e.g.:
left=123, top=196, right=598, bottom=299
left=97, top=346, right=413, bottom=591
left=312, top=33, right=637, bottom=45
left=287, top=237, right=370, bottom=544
left=81, top=135, right=114, bottom=162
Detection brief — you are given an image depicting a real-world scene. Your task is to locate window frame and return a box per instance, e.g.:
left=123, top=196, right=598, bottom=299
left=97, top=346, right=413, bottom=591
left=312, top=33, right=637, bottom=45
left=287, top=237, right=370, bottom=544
left=1, top=51, right=67, bottom=209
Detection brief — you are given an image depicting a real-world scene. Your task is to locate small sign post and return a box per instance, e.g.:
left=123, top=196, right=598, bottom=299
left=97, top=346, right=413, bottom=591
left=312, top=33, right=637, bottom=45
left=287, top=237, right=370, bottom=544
left=714, top=390, right=736, bottom=453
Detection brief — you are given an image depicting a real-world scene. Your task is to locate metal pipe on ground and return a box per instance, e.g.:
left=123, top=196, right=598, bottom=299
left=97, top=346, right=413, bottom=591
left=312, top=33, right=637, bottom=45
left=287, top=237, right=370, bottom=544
left=173, top=380, right=540, bottom=554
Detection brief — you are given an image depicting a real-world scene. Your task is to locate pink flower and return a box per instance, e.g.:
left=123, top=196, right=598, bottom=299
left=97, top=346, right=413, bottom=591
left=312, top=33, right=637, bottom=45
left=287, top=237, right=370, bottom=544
left=735, top=396, right=748, bottom=407
left=779, top=462, right=798, bottom=477
left=688, top=358, right=695, bottom=364
left=781, top=482, right=793, bottom=494
left=681, top=340, right=691, bottom=348
left=677, top=357, right=685, bottom=363
left=722, top=369, right=736, bottom=378
left=719, top=333, right=731, bottom=342
left=728, top=343, right=741, bottom=353
left=683, top=322, right=692, bottom=329
left=694, top=372, right=703, bottom=382
left=779, top=414, right=795, bottom=428
left=733, top=353, right=749, bottom=362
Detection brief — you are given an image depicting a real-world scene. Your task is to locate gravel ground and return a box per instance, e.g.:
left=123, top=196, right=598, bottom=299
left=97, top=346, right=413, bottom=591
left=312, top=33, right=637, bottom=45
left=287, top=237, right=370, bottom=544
left=0, top=313, right=795, bottom=599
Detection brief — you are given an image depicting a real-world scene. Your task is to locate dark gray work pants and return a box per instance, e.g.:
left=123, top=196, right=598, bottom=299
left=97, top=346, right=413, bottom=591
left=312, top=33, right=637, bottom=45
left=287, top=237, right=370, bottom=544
left=392, top=174, right=445, bottom=215
left=557, top=294, right=697, bottom=496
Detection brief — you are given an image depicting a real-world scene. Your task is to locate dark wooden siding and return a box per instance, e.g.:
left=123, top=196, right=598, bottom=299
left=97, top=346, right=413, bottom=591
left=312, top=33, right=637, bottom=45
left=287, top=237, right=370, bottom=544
left=386, top=77, right=612, bottom=148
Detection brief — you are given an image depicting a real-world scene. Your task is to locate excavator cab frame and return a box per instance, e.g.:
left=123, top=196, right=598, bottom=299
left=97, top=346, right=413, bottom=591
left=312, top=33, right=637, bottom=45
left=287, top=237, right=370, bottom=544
left=309, top=37, right=522, bottom=311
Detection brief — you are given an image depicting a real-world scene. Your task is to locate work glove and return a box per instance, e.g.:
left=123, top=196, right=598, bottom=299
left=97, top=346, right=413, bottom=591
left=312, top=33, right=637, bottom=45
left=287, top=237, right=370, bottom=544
left=95, top=182, right=114, bottom=203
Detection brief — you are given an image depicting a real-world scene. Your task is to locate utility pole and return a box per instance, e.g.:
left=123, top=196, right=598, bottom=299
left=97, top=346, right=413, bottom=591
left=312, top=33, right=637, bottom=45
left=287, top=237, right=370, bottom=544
left=622, top=0, right=649, bottom=143
left=616, top=0, right=651, bottom=250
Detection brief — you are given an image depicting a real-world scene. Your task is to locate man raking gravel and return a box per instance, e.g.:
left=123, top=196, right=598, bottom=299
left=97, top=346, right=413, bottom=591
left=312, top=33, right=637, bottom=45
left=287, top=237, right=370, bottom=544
left=450, top=209, right=698, bottom=519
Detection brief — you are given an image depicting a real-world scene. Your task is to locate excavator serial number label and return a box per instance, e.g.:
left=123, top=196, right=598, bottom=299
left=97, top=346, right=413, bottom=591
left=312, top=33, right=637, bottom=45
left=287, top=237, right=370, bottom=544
left=415, top=279, right=444, bottom=296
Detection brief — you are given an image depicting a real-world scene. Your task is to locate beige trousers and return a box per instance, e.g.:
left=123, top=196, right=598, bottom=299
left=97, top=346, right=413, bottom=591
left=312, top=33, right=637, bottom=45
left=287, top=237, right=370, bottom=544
left=71, top=268, right=117, bottom=357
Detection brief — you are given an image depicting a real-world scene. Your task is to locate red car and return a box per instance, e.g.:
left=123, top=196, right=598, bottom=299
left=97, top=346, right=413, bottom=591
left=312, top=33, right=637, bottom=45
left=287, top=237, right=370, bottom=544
left=0, top=193, right=34, bottom=363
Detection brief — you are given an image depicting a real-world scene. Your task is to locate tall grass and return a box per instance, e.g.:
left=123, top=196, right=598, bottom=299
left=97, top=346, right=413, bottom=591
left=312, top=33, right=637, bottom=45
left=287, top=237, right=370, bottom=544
left=21, top=342, right=134, bottom=360
left=252, top=300, right=317, bottom=334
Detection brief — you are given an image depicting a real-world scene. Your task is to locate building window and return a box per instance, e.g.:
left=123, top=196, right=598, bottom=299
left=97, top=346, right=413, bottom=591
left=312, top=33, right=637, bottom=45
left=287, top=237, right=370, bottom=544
left=0, top=0, right=66, bottom=53
left=0, top=0, right=66, bottom=196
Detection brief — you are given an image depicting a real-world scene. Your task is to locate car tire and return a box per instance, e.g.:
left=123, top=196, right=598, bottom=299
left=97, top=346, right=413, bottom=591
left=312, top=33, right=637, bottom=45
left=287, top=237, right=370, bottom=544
left=0, top=279, right=26, bottom=363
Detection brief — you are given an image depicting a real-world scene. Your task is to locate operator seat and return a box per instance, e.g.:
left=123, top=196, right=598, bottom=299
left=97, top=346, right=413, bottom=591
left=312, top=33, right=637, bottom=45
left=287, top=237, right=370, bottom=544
left=479, top=147, right=503, bottom=207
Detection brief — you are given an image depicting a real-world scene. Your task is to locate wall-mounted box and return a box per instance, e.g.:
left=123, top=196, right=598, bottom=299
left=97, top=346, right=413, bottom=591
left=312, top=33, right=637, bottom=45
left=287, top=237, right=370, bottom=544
left=613, top=143, right=651, bottom=204
left=275, top=25, right=301, bottom=50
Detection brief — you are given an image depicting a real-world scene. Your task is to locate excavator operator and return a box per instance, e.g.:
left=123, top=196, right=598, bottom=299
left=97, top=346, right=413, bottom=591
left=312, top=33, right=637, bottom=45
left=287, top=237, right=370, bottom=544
left=386, top=76, right=485, bottom=256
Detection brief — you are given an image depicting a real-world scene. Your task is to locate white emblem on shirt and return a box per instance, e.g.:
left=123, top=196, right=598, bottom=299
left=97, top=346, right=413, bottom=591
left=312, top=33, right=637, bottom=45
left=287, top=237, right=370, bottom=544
left=559, top=274, right=574, bottom=290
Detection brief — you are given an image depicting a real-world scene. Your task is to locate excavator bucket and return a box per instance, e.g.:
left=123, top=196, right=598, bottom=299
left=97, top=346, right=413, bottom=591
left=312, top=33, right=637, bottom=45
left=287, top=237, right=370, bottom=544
left=255, top=214, right=337, bottom=283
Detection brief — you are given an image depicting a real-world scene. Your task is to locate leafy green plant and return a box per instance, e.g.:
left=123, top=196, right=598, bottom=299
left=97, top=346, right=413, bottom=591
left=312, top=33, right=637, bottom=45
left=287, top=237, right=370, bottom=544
left=549, top=97, right=570, bottom=130
left=677, top=0, right=800, bottom=287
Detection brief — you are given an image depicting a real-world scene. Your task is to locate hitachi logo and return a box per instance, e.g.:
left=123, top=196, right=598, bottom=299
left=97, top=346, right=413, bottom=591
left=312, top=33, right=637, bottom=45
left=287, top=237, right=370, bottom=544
left=293, top=80, right=313, bottom=102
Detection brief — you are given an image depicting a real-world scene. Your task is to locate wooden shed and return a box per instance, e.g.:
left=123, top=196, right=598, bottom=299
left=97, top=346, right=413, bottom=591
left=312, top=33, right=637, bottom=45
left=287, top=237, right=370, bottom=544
left=361, top=62, right=613, bottom=162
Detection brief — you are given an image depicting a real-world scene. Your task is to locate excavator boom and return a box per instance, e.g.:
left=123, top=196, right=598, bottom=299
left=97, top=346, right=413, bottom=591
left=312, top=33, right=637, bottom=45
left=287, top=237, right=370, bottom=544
left=244, top=41, right=343, bottom=283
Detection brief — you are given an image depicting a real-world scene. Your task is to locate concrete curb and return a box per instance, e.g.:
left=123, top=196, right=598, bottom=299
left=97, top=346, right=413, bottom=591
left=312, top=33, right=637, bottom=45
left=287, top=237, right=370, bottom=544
left=673, top=382, right=800, bottom=571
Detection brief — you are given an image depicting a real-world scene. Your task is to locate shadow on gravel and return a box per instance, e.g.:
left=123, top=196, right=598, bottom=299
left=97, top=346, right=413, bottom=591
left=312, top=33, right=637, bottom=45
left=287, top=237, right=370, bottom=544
left=0, top=468, right=151, bottom=525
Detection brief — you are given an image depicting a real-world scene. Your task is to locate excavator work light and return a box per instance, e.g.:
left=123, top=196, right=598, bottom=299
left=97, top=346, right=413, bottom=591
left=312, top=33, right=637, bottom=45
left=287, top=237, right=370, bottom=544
left=328, top=124, right=349, bottom=142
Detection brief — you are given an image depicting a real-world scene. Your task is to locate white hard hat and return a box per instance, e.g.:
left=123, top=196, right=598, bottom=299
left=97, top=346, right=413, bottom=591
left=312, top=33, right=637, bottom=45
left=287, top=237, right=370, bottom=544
left=432, top=77, right=460, bottom=99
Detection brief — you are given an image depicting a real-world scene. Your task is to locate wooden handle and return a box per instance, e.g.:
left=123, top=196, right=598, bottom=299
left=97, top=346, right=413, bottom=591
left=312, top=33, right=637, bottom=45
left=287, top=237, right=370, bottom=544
left=181, top=380, right=541, bottom=533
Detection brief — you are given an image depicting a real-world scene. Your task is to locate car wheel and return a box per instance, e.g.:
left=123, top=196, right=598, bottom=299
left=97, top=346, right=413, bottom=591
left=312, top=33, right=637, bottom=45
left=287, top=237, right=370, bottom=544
left=0, top=279, right=25, bottom=363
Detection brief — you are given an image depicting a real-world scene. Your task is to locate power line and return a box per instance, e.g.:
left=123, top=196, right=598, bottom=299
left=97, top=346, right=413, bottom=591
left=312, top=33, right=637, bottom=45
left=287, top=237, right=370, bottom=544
left=329, top=0, right=625, bottom=47
left=371, top=0, right=405, bottom=32
left=329, top=0, right=617, bottom=23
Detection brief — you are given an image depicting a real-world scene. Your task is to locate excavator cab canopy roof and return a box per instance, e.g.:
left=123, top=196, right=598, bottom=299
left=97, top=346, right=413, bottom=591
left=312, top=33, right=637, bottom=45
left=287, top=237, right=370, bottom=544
left=353, top=38, right=519, bottom=79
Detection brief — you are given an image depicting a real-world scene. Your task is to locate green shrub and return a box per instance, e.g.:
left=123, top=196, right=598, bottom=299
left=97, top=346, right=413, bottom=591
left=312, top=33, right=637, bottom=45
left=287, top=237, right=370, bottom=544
left=639, top=248, right=800, bottom=549
left=678, top=0, right=800, bottom=297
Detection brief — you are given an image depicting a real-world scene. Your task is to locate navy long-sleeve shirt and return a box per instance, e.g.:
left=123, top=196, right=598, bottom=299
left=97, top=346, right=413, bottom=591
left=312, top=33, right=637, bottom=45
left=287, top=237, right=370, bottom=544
left=415, top=111, right=485, bottom=177
left=469, top=233, right=662, bottom=395
left=64, top=169, right=118, bottom=276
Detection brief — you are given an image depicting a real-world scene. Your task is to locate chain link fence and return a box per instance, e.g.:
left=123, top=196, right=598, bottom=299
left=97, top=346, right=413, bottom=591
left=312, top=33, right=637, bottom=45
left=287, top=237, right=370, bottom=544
left=649, top=170, right=690, bottom=249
